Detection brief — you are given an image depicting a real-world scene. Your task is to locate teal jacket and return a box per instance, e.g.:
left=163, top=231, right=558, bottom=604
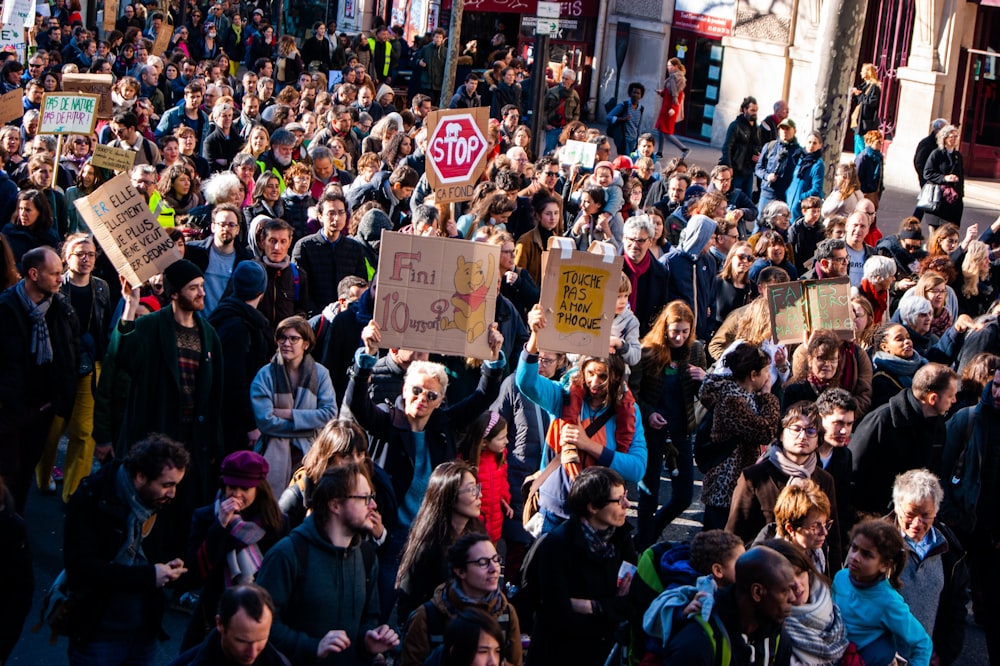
left=255, top=516, right=380, bottom=665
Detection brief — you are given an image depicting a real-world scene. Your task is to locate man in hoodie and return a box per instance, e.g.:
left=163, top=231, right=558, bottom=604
left=207, top=261, right=272, bottom=454
left=449, top=72, right=483, bottom=110
left=354, top=208, right=393, bottom=281
left=254, top=463, right=400, bottom=665
left=663, top=213, right=718, bottom=342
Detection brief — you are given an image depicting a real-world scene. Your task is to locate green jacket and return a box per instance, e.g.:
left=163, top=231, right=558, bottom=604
left=106, top=306, right=224, bottom=506
left=544, top=84, right=580, bottom=127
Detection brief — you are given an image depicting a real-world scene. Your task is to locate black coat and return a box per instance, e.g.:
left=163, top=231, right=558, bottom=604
left=0, top=487, right=31, bottom=661
left=528, top=518, right=637, bottom=666
left=169, top=628, right=291, bottom=666
left=855, top=82, right=881, bottom=134
left=913, top=132, right=938, bottom=186
left=922, top=148, right=964, bottom=225
left=626, top=256, right=670, bottom=337
left=290, top=231, right=368, bottom=314
left=720, top=116, right=761, bottom=177
left=850, top=389, right=947, bottom=515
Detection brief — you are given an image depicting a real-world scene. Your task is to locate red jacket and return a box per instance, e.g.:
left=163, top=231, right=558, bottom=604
left=477, top=452, right=510, bottom=542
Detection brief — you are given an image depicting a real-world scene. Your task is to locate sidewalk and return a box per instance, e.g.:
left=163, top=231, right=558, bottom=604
left=646, top=139, right=997, bottom=237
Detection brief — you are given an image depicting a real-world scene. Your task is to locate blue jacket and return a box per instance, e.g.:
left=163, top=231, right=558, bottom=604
left=662, top=215, right=718, bottom=341
left=786, top=154, right=825, bottom=218
left=155, top=100, right=210, bottom=146
left=755, top=139, right=801, bottom=199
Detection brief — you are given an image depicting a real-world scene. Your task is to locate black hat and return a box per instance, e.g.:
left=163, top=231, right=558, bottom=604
left=163, top=259, right=203, bottom=293
left=232, top=261, right=267, bottom=301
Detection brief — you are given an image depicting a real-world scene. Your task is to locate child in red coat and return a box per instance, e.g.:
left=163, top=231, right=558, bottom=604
left=458, top=411, right=513, bottom=542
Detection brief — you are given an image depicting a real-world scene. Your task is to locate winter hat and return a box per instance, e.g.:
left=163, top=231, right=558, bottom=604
left=358, top=208, right=393, bottom=248
left=138, top=295, right=161, bottom=312
left=376, top=83, right=394, bottom=101
left=612, top=155, right=633, bottom=171
left=220, top=450, right=269, bottom=488
left=163, top=259, right=203, bottom=293
left=232, top=261, right=268, bottom=301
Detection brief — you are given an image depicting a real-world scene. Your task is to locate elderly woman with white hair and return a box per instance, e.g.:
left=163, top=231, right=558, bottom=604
left=888, top=469, right=970, bottom=666
left=855, top=254, right=896, bottom=325
left=361, top=112, right=404, bottom=155
left=896, top=295, right=978, bottom=367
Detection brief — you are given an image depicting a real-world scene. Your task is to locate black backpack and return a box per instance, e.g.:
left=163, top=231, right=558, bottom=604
left=692, top=406, right=737, bottom=474
left=509, top=532, right=548, bottom=635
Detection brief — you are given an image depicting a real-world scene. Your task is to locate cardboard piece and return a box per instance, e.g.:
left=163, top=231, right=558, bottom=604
left=103, top=0, right=119, bottom=33
left=560, top=139, right=597, bottom=168
left=374, top=231, right=500, bottom=358
left=423, top=106, right=491, bottom=204
left=61, top=73, right=114, bottom=119
left=92, top=143, right=137, bottom=172
left=767, top=277, right=852, bottom=343
left=0, top=26, right=27, bottom=63
left=536, top=237, right=624, bottom=357
left=72, top=172, right=184, bottom=288
left=38, top=93, right=99, bottom=135
left=2, top=0, right=34, bottom=27
left=151, top=22, right=173, bottom=57
left=0, top=88, right=24, bottom=124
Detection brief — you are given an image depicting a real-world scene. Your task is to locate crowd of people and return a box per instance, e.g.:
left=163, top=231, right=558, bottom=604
left=0, top=3, right=998, bottom=666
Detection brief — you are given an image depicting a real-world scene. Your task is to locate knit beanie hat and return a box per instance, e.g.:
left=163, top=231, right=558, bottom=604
left=163, top=259, right=204, bottom=293
left=232, top=261, right=268, bottom=301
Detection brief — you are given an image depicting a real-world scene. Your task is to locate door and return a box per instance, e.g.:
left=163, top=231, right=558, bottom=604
left=670, top=31, right=724, bottom=141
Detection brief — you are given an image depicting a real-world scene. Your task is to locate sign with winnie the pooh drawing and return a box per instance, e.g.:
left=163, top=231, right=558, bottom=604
left=374, top=231, right=500, bottom=358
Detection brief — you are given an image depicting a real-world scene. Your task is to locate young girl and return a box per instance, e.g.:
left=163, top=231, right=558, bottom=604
left=458, top=411, right=513, bottom=542
left=832, top=519, right=932, bottom=666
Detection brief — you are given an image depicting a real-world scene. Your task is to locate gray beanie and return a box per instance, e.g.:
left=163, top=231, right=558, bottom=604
left=232, top=261, right=268, bottom=301
left=358, top=208, right=393, bottom=245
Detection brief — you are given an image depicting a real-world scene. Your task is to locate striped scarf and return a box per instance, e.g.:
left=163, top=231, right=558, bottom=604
left=214, top=494, right=266, bottom=587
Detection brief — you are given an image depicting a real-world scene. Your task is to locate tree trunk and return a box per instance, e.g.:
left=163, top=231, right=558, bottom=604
left=810, top=0, right=869, bottom=190
left=438, top=0, right=463, bottom=110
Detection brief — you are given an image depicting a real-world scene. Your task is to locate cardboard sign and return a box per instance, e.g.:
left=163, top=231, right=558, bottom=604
left=151, top=22, right=173, bottom=57
left=92, top=143, right=137, bottom=172
left=2, top=0, right=35, bottom=26
left=73, top=173, right=184, bottom=288
left=61, top=73, right=114, bottom=118
left=103, top=0, right=119, bottom=33
left=536, top=237, right=624, bottom=357
left=374, top=231, right=500, bottom=358
left=767, top=277, right=852, bottom=343
left=0, top=88, right=23, bottom=124
left=0, top=26, right=27, bottom=63
left=560, top=139, right=597, bottom=168
left=424, top=106, right=491, bottom=204
left=38, top=93, right=99, bottom=135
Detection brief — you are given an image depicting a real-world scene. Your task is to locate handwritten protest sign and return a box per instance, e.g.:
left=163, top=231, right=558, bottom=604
left=2, top=0, right=34, bottom=26
left=0, top=88, right=23, bottom=124
left=92, top=143, right=137, bottom=172
left=61, top=73, right=114, bottom=118
left=767, top=277, right=852, bottom=343
left=0, top=26, right=27, bottom=63
left=424, top=107, right=491, bottom=204
left=374, top=231, right=500, bottom=358
left=73, top=173, right=183, bottom=288
left=536, top=237, right=623, bottom=357
left=38, top=93, right=99, bottom=135
left=103, top=0, right=119, bottom=33
left=559, top=139, right=597, bottom=168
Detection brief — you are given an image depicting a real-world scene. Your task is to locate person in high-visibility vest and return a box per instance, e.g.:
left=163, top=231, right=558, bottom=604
left=367, top=24, right=398, bottom=85
left=130, top=164, right=175, bottom=228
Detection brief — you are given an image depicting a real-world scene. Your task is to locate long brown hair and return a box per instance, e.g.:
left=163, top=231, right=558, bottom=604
left=0, top=232, right=20, bottom=289
left=640, top=300, right=695, bottom=374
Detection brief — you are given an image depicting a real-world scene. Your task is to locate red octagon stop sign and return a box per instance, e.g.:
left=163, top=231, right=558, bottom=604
left=427, top=113, right=488, bottom=184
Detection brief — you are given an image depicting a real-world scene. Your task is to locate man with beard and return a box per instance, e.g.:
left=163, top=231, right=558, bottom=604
left=707, top=165, right=757, bottom=237
left=941, top=368, right=1000, bottom=664
left=254, top=128, right=297, bottom=188
left=255, top=462, right=400, bottom=665
left=292, top=190, right=368, bottom=315
left=186, top=204, right=254, bottom=315
left=64, top=434, right=190, bottom=665
left=308, top=145, right=354, bottom=200
left=96, top=260, right=224, bottom=542
left=720, top=96, right=762, bottom=199
left=0, top=247, right=79, bottom=513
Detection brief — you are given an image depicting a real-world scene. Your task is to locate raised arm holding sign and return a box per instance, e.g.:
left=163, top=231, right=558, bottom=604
left=767, top=277, right=852, bottom=343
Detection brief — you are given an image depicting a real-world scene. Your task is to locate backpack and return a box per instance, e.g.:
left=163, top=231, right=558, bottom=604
left=692, top=406, right=736, bottom=474
left=691, top=614, right=734, bottom=666
left=411, top=596, right=514, bottom=658
left=510, top=532, right=548, bottom=635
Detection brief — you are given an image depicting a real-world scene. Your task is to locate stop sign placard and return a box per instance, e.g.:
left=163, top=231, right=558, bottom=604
left=425, top=107, right=491, bottom=203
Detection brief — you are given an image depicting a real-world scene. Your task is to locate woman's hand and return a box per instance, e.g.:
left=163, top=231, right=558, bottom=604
left=487, top=322, right=504, bottom=360
left=944, top=174, right=959, bottom=183
left=526, top=305, right=546, bottom=354
left=361, top=320, right=381, bottom=356
left=504, top=270, right=519, bottom=285
left=272, top=408, right=293, bottom=420
left=649, top=412, right=668, bottom=430
left=218, top=495, right=244, bottom=528
left=501, top=497, right=514, bottom=519
left=962, top=223, right=979, bottom=249
left=688, top=365, right=707, bottom=381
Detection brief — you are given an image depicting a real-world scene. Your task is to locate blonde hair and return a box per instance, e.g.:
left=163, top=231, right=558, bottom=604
left=962, top=241, right=991, bottom=298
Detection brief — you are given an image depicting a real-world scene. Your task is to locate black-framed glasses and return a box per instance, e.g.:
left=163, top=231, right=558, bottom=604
left=409, top=385, right=441, bottom=402
left=277, top=334, right=303, bottom=344
left=346, top=493, right=377, bottom=506
left=466, top=554, right=503, bottom=568
left=602, top=492, right=629, bottom=507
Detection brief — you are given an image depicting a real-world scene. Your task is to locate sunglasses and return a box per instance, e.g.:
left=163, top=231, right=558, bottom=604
left=409, top=385, right=440, bottom=402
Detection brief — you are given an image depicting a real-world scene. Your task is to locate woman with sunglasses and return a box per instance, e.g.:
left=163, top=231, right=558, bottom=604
left=715, top=241, right=758, bottom=325
left=349, top=322, right=505, bottom=611
left=401, top=532, right=523, bottom=666
left=726, top=401, right=842, bottom=570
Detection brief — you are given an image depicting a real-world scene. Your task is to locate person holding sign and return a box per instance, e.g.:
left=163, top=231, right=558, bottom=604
left=515, top=304, right=647, bottom=532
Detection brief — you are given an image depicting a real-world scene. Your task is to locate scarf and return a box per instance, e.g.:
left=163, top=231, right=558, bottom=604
left=261, top=255, right=291, bottom=270
left=839, top=342, right=858, bottom=394
left=114, top=464, right=156, bottom=565
left=784, top=576, right=848, bottom=665
left=449, top=578, right=502, bottom=610
left=215, top=493, right=266, bottom=587
left=580, top=518, right=616, bottom=558
left=796, top=149, right=821, bottom=181
left=15, top=280, right=53, bottom=364
left=872, top=350, right=927, bottom=387
left=929, top=306, right=952, bottom=338
left=766, top=444, right=817, bottom=479
left=807, top=373, right=831, bottom=395
left=623, top=252, right=651, bottom=310
left=859, top=278, right=888, bottom=324
left=260, top=353, right=321, bottom=489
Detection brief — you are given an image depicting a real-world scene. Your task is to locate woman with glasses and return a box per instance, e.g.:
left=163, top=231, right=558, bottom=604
left=715, top=241, right=758, bottom=325
left=898, top=271, right=957, bottom=338
left=525, top=466, right=637, bottom=666
left=727, top=401, right=842, bottom=568
left=250, top=316, right=337, bottom=492
left=772, top=477, right=836, bottom=576
left=401, top=533, right=523, bottom=666
left=396, top=462, right=488, bottom=622
left=58, top=135, right=92, bottom=184
left=34, top=234, right=111, bottom=502
left=790, top=328, right=874, bottom=417
left=349, top=321, right=506, bottom=616
left=748, top=229, right=797, bottom=282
